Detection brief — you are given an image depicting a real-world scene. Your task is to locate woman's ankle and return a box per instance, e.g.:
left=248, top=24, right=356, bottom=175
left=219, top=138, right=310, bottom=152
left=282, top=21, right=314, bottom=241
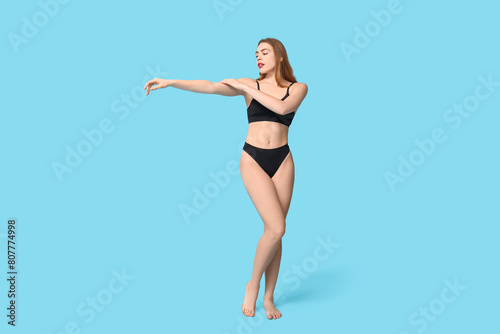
left=263, top=294, right=274, bottom=302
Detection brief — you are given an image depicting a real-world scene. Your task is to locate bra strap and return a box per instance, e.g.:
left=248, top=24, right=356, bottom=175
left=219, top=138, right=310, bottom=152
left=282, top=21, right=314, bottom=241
left=286, top=82, right=294, bottom=94
left=256, top=80, right=260, bottom=90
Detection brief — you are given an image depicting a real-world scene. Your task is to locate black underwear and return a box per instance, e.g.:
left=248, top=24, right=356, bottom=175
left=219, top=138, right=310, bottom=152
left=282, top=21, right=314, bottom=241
left=242, top=141, right=290, bottom=178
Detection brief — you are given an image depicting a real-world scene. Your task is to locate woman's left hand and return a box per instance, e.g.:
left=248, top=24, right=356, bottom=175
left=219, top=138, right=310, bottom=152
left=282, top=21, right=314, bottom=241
left=219, top=78, right=247, bottom=91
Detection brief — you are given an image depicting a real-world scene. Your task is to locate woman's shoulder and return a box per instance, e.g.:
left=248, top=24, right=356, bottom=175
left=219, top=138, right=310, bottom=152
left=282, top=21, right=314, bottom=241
left=291, top=81, right=307, bottom=87
left=290, top=81, right=308, bottom=94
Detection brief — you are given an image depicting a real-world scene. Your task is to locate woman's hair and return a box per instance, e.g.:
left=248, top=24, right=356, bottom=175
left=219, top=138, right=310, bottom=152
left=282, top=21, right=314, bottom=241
left=256, top=38, right=297, bottom=87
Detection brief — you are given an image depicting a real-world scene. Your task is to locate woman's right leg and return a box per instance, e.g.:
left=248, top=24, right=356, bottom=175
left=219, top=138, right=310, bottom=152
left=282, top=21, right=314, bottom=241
left=240, top=149, right=287, bottom=317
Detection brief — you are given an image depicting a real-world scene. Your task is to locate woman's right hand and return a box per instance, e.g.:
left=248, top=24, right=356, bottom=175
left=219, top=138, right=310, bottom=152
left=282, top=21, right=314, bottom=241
left=144, top=78, right=171, bottom=95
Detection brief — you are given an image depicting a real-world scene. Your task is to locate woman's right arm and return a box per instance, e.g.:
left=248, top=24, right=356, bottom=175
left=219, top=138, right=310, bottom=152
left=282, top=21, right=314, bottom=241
left=144, top=78, right=247, bottom=96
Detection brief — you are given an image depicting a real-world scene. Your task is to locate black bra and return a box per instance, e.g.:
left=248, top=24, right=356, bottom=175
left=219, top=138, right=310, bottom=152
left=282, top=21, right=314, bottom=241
left=247, top=80, right=296, bottom=127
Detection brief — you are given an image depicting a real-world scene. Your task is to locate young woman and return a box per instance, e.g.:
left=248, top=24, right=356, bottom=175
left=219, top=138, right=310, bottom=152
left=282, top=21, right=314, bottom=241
left=144, top=38, right=308, bottom=320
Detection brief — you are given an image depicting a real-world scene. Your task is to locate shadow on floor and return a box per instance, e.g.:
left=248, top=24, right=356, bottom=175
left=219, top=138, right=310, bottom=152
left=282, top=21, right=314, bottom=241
left=276, top=267, right=348, bottom=306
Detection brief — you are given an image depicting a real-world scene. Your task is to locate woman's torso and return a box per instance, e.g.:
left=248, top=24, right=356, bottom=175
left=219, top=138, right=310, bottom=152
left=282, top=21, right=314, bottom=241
left=244, top=79, right=297, bottom=149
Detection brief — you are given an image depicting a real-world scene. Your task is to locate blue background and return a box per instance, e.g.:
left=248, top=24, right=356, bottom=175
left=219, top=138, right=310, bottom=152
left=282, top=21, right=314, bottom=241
left=1, top=0, right=499, bottom=333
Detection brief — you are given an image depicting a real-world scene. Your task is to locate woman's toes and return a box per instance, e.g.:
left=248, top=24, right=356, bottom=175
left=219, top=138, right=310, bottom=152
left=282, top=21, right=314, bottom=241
left=243, top=308, right=254, bottom=317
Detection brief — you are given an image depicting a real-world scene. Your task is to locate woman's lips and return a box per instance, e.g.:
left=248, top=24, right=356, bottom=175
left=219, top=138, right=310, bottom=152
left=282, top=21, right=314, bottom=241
left=258, top=63, right=264, bottom=68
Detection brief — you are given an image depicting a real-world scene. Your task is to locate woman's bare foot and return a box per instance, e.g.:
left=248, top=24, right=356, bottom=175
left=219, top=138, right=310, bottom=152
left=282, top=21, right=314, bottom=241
left=263, top=298, right=282, bottom=319
left=242, top=281, right=260, bottom=317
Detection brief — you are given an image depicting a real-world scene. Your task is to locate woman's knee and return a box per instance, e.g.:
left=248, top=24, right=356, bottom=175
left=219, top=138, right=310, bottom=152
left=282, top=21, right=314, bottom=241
left=265, top=224, right=286, bottom=239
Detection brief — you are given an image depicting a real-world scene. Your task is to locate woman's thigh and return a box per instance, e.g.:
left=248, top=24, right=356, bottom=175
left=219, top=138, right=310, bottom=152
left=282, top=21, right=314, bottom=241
left=271, top=151, right=295, bottom=218
left=240, top=150, right=286, bottom=232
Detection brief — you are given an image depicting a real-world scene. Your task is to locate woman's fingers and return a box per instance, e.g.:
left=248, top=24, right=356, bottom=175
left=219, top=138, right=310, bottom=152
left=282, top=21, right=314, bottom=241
left=144, top=81, right=156, bottom=89
left=144, top=79, right=158, bottom=95
left=144, top=78, right=168, bottom=95
left=144, top=80, right=155, bottom=90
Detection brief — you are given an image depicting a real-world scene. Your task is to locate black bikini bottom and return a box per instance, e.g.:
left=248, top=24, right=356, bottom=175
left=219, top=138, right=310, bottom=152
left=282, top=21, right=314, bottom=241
left=243, top=141, right=290, bottom=178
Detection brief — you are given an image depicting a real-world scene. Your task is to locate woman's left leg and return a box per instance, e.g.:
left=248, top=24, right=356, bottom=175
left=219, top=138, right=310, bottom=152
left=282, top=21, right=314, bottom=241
left=263, top=151, right=295, bottom=319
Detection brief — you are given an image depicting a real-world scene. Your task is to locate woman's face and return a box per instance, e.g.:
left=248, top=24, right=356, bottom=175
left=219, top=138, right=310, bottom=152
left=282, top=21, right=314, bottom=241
left=255, top=42, right=276, bottom=74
